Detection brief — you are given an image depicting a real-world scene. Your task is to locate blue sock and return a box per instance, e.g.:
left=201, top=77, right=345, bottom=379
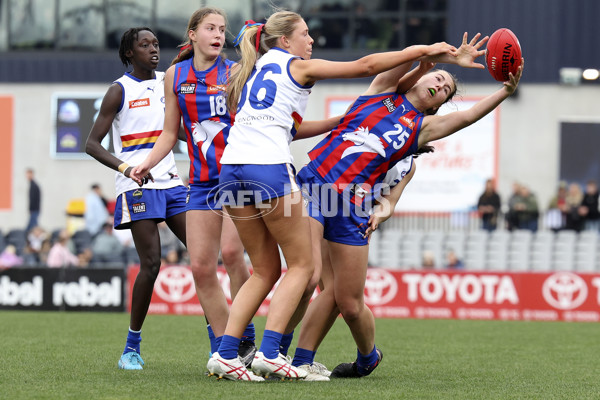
left=218, top=335, right=241, bottom=360
left=259, top=330, right=282, bottom=359
left=241, top=322, right=256, bottom=343
left=214, top=336, right=223, bottom=354
left=291, top=347, right=315, bottom=367
left=123, top=328, right=141, bottom=355
left=207, top=324, right=217, bottom=354
left=279, top=331, right=294, bottom=356
left=356, top=346, right=379, bottom=375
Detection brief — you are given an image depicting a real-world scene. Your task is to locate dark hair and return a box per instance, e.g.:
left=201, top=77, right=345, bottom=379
left=414, top=144, right=435, bottom=158
left=119, top=27, right=156, bottom=67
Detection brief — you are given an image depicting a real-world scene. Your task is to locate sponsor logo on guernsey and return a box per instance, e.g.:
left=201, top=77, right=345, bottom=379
left=207, top=84, right=227, bottom=94
left=180, top=83, right=196, bottom=94
left=132, top=203, right=146, bottom=213
left=132, top=189, right=143, bottom=199
left=129, top=98, right=150, bottom=108
left=399, top=116, right=415, bottom=129
left=382, top=97, right=396, bottom=113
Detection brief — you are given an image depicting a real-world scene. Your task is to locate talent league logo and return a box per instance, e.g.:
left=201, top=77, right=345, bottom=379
left=542, top=272, right=588, bottom=310
left=364, top=269, right=398, bottom=305
left=154, top=266, right=197, bottom=302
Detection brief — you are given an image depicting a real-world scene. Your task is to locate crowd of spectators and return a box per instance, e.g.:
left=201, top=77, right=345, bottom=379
left=477, top=179, right=600, bottom=234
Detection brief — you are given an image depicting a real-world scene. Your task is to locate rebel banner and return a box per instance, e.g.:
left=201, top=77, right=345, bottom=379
left=0, top=267, right=125, bottom=312
left=130, top=266, right=600, bottom=322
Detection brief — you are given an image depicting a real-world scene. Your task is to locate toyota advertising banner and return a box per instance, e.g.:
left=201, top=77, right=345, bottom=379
left=132, top=265, right=600, bottom=322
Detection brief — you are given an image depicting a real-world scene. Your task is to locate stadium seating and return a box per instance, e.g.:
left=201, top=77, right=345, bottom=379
left=368, top=228, right=600, bottom=272
left=5, top=229, right=27, bottom=256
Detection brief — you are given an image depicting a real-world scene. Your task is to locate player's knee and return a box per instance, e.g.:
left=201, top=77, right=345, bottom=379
left=220, top=246, right=245, bottom=268
left=140, top=257, right=161, bottom=280
left=337, top=298, right=363, bottom=321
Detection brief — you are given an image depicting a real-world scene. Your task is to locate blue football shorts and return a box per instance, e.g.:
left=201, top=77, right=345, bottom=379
left=217, top=163, right=300, bottom=207
left=296, top=166, right=370, bottom=246
left=186, top=179, right=222, bottom=211
left=113, top=185, right=187, bottom=230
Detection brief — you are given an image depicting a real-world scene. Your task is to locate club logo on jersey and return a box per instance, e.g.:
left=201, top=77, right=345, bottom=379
left=207, top=84, right=227, bottom=94
left=180, top=83, right=196, bottom=94
left=341, top=126, right=386, bottom=159
left=382, top=97, right=396, bottom=113
left=192, top=120, right=227, bottom=159
left=129, top=98, right=150, bottom=108
left=132, top=203, right=146, bottom=213
left=132, top=189, right=143, bottom=199
left=168, top=172, right=179, bottom=180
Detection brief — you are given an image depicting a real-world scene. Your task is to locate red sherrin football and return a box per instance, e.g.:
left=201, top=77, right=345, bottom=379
left=485, top=28, right=522, bottom=82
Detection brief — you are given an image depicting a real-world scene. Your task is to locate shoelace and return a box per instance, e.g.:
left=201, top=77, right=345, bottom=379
left=312, top=361, right=331, bottom=375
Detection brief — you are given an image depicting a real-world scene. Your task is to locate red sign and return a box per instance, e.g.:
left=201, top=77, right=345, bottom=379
left=127, top=266, right=600, bottom=322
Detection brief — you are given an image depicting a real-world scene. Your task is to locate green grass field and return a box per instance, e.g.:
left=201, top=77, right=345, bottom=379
left=1, top=311, right=599, bottom=399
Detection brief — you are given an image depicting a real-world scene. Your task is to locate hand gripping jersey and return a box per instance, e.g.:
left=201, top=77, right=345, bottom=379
left=173, top=56, right=235, bottom=183
left=220, top=47, right=313, bottom=165
left=112, top=71, right=182, bottom=196
left=306, top=93, right=423, bottom=203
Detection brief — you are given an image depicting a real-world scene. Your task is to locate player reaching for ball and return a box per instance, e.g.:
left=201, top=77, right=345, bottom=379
left=288, top=33, right=524, bottom=378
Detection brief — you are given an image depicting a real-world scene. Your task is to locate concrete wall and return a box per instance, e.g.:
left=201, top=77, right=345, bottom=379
left=0, top=81, right=597, bottom=231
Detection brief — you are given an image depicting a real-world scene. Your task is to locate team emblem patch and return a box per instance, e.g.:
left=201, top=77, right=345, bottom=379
left=132, top=203, right=146, bottom=213
left=382, top=97, right=396, bottom=113
left=133, top=189, right=143, bottom=199
left=180, top=83, right=196, bottom=94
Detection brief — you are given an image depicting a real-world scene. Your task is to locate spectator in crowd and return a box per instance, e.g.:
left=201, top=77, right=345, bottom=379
left=579, top=180, right=600, bottom=231
left=91, top=222, right=124, bottom=265
left=545, top=181, right=568, bottom=232
left=445, top=249, right=464, bottom=269
left=26, top=168, right=41, bottom=232
left=421, top=250, right=436, bottom=268
left=84, top=183, right=109, bottom=237
left=565, top=182, right=584, bottom=232
left=477, top=178, right=501, bottom=232
left=24, top=225, right=48, bottom=265
left=0, top=245, right=24, bottom=268
left=47, top=229, right=79, bottom=268
left=505, top=181, right=521, bottom=230
left=507, top=184, right=539, bottom=231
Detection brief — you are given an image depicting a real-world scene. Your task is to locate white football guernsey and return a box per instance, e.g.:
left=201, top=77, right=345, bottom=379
left=220, top=47, right=313, bottom=165
left=111, top=71, right=183, bottom=195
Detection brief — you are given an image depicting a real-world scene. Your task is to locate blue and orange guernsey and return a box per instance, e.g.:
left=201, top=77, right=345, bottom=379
left=173, top=56, right=235, bottom=183
left=112, top=71, right=182, bottom=196
left=306, top=93, right=423, bottom=204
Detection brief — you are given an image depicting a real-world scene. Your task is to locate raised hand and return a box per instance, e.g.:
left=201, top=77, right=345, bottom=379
left=425, top=42, right=458, bottom=58
left=455, top=32, right=489, bottom=69
left=504, top=58, right=524, bottom=94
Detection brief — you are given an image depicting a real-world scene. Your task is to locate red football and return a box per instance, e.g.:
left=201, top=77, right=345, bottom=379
left=485, top=28, right=522, bottom=82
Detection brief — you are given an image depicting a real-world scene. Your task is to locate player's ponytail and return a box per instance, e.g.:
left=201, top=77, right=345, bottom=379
left=227, top=11, right=303, bottom=113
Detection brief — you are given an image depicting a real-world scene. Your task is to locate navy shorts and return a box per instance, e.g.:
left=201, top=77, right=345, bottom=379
left=186, top=180, right=222, bottom=211
left=217, top=163, right=300, bottom=207
left=296, top=167, right=370, bottom=246
left=114, top=186, right=187, bottom=230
